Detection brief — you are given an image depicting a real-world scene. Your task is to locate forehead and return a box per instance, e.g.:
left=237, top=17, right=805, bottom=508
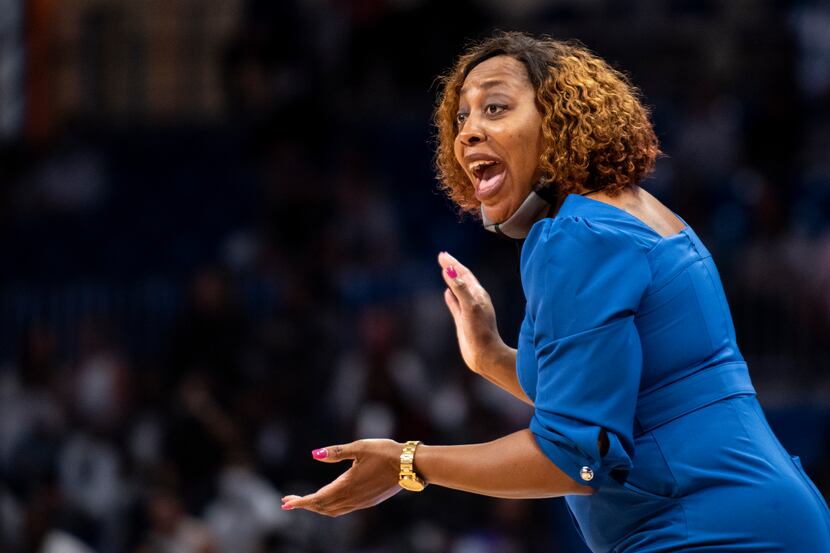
left=459, top=55, right=532, bottom=96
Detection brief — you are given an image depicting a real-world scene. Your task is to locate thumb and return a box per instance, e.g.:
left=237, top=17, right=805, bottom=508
left=310, top=443, right=355, bottom=463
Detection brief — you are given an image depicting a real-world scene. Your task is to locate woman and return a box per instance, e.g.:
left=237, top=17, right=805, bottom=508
left=282, top=32, right=830, bottom=552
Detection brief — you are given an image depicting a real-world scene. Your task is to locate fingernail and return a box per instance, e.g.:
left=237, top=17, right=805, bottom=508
left=282, top=504, right=294, bottom=510
left=446, top=266, right=458, bottom=279
left=312, top=448, right=328, bottom=460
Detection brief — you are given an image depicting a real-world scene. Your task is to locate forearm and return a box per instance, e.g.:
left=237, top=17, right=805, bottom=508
left=414, top=429, right=592, bottom=499
left=280, top=430, right=592, bottom=517
left=477, top=345, right=532, bottom=406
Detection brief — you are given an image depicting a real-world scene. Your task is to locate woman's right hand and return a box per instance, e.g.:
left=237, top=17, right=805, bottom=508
left=438, top=251, right=506, bottom=376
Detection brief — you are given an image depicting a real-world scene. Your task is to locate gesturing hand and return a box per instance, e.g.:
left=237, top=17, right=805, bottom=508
left=438, top=251, right=505, bottom=376
left=281, top=439, right=402, bottom=517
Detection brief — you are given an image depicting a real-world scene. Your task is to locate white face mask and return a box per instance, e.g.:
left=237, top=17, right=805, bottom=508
left=481, top=183, right=556, bottom=239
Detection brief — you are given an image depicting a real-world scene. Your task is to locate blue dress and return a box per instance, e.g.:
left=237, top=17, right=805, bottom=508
left=516, top=193, right=830, bottom=552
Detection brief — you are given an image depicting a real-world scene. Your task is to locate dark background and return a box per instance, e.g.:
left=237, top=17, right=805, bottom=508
left=1, top=1, right=829, bottom=552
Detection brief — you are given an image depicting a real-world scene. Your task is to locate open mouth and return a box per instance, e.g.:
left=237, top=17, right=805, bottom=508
left=470, top=160, right=507, bottom=200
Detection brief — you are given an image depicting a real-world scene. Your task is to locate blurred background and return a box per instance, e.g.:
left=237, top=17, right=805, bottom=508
left=1, top=0, right=830, bottom=552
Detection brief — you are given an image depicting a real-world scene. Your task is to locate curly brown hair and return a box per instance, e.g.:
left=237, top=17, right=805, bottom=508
left=434, top=31, right=660, bottom=214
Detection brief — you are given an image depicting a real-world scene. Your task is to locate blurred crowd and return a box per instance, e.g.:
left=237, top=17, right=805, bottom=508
left=1, top=1, right=830, bottom=552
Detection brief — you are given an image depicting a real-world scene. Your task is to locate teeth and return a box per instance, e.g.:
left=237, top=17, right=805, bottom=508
left=470, top=160, right=499, bottom=173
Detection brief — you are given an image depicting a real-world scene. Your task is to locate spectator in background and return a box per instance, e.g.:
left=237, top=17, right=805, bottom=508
left=167, top=268, right=249, bottom=400
left=138, top=484, right=218, bottom=553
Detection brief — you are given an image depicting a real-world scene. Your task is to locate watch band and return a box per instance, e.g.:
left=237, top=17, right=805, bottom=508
left=399, top=440, right=427, bottom=491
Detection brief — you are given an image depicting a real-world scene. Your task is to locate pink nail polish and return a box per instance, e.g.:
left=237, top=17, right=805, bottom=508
left=446, top=266, right=458, bottom=279
left=282, top=504, right=294, bottom=510
left=312, top=448, right=328, bottom=460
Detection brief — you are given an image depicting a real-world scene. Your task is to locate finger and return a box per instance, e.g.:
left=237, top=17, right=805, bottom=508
left=310, top=443, right=355, bottom=463
left=444, top=288, right=461, bottom=318
left=282, top=492, right=326, bottom=513
left=281, top=495, right=302, bottom=510
left=437, top=251, right=470, bottom=274
left=437, top=252, right=480, bottom=299
left=442, top=269, right=473, bottom=306
left=282, top=472, right=351, bottom=514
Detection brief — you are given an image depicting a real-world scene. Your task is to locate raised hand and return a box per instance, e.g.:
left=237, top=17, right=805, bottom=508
left=437, top=251, right=506, bottom=376
left=437, top=252, right=530, bottom=405
left=281, top=439, right=402, bottom=517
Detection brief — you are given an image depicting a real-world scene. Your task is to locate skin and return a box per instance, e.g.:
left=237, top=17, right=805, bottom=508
left=586, top=186, right=686, bottom=238
left=281, top=56, right=684, bottom=517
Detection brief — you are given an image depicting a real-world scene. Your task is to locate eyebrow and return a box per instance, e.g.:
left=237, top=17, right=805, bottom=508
left=459, top=79, right=511, bottom=96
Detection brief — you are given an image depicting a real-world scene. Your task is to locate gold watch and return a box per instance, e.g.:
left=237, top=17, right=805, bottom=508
left=398, top=440, right=427, bottom=492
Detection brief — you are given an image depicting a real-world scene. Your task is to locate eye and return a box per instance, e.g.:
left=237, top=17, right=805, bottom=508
left=455, top=111, right=469, bottom=125
left=485, top=104, right=507, bottom=115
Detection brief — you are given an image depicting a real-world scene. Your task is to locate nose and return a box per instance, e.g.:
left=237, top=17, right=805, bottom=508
left=457, top=120, right=485, bottom=146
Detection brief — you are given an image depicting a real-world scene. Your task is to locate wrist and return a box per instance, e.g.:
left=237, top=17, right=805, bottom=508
left=387, top=441, right=404, bottom=475
left=474, top=340, right=513, bottom=374
left=397, top=441, right=428, bottom=492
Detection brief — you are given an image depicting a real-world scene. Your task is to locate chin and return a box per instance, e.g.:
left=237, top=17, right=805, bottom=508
left=481, top=203, right=511, bottom=224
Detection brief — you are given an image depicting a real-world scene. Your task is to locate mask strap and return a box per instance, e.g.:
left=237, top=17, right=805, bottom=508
left=482, top=182, right=556, bottom=239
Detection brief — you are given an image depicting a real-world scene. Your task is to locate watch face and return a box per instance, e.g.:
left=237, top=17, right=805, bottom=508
left=399, top=476, right=425, bottom=492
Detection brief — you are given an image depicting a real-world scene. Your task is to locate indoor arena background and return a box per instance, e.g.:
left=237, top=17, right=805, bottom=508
left=1, top=1, right=829, bottom=552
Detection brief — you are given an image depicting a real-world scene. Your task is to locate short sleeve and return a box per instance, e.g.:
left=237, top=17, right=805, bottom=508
left=520, top=216, right=651, bottom=489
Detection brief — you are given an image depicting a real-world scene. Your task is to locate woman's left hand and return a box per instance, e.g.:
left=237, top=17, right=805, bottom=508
left=281, top=439, right=403, bottom=517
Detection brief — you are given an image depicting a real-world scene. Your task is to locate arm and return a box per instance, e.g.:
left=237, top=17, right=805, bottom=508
left=471, top=344, right=530, bottom=406
left=437, top=252, right=532, bottom=406
left=416, top=429, right=591, bottom=498
left=280, top=431, right=591, bottom=517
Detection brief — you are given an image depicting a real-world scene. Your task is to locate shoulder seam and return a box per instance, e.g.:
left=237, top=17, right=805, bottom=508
left=540, top=214, right=655, bottom=288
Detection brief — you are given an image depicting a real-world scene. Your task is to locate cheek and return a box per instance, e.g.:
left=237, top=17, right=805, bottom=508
left=519, top=119, right=543, bottom=170
left=453, top=137, right=464, bottom=164
left=512, top=128, right=541, bottom=175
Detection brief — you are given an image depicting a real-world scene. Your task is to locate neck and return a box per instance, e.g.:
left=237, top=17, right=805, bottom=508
left=481, top=183, right=559, bottom=239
